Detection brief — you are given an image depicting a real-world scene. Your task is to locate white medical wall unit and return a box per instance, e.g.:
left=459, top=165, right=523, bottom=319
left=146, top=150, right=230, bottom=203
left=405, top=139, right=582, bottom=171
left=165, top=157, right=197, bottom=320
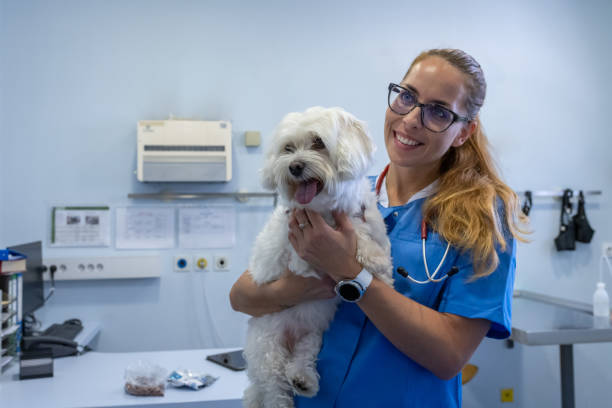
left=137, top=119, right=232, bottom=182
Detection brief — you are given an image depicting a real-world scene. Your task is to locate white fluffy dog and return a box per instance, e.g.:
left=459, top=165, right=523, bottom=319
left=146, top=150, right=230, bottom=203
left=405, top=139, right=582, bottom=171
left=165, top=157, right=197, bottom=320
left=243, top=106, right=394, bottom=408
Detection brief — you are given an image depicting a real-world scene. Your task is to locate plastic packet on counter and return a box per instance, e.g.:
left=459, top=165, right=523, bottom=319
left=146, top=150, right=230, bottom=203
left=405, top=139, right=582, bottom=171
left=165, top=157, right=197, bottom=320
left=167, top=369, right=219, bottom=390
left=124, top=360, right=168, bottom=397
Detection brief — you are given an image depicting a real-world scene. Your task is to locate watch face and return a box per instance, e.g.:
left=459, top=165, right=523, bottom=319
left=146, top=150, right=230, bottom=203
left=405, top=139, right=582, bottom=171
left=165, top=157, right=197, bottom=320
left=338, top=282, right=361, bottom=302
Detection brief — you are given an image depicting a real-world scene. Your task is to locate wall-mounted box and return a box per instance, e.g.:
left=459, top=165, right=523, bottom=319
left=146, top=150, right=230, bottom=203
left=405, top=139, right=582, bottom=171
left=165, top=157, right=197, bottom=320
left=244, top=131, right=261, bottom=147
left=137, top=120, right=232, bottom=182
left=43, top=256, right=161, bottom=280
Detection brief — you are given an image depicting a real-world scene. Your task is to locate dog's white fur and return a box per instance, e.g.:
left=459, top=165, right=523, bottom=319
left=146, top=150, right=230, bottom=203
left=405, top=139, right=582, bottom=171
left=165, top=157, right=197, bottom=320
left=243, top=107, right=393, bottom=408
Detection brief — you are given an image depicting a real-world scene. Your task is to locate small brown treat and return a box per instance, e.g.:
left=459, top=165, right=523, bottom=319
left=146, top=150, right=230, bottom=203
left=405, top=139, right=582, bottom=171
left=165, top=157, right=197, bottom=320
left=124, top=382, right=165, bottom=397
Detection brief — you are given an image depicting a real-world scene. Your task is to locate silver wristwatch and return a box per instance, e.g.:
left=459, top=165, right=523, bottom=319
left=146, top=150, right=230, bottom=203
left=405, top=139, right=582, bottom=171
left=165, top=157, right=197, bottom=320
left=334, top=269, right=373, bottom=302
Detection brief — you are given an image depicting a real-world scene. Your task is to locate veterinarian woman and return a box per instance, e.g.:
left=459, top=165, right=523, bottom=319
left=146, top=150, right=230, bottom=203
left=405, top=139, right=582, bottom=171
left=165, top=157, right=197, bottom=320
left=230, top=48, right=527, bottom=407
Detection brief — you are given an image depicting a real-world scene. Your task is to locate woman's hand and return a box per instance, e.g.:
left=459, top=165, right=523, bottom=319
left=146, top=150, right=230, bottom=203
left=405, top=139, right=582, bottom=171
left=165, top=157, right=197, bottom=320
left=229, top=268, right=336, bottom=317
left=288, top=209, right=362, bottom=282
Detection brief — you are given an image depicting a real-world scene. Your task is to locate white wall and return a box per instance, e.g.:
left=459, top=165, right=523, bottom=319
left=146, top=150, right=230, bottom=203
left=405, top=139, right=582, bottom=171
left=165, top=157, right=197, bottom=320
left=0, top=0, right=5, bottom=246
left=1, top=0, right=612, bottom=407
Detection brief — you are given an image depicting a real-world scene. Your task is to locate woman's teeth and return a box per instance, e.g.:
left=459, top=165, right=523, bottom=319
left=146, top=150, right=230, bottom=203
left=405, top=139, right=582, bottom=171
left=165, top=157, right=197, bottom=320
left=395, top=132, right=421, bottom=146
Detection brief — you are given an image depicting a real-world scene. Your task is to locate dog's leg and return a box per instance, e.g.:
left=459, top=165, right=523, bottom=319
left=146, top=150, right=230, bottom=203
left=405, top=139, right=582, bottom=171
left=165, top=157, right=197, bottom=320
left=287, top=249, right=319, bottom=278
left=245, top=320, right=295, bottom=408
left=353, top=216, right=394, bottom=287
left=262, top=388, right=295, bottom=408
left=285, top=330, right=323, bottom=398
left=245, top=381, right=295, bottom=408
left=243, top=383, right=264, bottom=408
left=246, top=354, right=295, bottom=408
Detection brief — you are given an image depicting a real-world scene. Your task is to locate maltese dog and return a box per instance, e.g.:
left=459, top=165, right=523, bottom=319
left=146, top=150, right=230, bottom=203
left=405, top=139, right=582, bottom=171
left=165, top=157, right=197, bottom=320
left=243, top=106, right=393, bottom=408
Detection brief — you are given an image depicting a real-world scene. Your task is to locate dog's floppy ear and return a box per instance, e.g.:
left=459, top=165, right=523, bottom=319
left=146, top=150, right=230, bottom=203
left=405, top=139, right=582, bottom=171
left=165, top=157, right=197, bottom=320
left=260, top=151, right=277, bottom=190
left=335, top=110, right=376, bottom=179
left=259, top=111, right=301, bottom=190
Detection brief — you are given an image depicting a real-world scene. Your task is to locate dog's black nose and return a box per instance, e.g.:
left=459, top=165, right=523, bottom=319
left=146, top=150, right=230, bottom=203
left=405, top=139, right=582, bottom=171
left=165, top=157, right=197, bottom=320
left=289, top=161, right=305, bottom=177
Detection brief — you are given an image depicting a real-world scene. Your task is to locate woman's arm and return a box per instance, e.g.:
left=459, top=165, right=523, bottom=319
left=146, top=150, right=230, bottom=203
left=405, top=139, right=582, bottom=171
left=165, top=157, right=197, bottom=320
left=229, top=269, right=336, bottom=317
left=289, top=208, right=490, bottom=380
left=358, top=277, right=490, bottom=380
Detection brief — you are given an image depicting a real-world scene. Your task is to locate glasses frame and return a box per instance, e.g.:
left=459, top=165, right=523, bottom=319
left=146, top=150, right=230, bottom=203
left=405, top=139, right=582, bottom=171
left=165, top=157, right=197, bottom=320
left=387, top=83, right=471, bottom=133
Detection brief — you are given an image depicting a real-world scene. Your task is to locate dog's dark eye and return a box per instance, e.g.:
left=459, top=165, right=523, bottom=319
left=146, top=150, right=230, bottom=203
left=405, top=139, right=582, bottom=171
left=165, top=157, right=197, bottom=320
left=284, top=144, right=295, bottom=153
left=312, top=137, right=325, bottom=150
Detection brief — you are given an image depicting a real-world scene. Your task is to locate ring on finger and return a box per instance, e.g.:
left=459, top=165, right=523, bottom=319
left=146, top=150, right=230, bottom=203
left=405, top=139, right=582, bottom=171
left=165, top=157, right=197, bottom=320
left=298, top=223, right=306, bottom=230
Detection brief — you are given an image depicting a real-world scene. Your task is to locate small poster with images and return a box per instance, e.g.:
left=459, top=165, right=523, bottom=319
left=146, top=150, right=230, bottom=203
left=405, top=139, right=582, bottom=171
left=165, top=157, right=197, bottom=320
left=51, top=206, right=111, bottom=247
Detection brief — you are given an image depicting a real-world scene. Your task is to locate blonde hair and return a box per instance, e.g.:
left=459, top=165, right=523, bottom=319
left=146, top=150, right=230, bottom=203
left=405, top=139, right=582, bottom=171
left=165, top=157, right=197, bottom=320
left=406, top=49, right=529, bottom=279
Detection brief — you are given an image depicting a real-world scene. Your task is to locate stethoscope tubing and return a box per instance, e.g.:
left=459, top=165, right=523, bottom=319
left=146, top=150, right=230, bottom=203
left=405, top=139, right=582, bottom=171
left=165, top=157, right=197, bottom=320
left=377, top=164, right=454, bottom=285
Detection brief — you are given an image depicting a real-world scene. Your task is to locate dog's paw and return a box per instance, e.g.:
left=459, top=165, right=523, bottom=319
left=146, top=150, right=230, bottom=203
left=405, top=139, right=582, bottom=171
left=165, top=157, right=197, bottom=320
left=286, top=366, right=319, bottom=397
left=291, top=375, right=319, bottom=397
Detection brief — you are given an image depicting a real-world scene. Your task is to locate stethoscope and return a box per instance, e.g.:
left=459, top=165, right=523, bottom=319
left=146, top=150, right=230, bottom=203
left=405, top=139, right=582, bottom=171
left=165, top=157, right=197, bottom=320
left=376, top=164, right=459, bottom=285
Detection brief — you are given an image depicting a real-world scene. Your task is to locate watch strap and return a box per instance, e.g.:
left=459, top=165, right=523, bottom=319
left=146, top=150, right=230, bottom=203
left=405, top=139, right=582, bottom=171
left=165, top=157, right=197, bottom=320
left=353, top=268, right=373, bottom=292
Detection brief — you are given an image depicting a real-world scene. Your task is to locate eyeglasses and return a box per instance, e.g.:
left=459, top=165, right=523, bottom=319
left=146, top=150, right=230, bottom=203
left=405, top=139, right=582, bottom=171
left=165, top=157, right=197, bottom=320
left=387, top=83, right=470, bottom=133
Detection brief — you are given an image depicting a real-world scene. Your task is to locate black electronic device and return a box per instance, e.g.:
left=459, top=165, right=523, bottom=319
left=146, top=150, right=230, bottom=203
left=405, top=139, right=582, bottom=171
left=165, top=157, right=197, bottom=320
left=7, top=241, right=44, bottom=318
left=22, top=335, right=79, bottom=358
left=20, top=348, right=54, bottom=380
left=22, top=319, right=83, bottom=358
left=206, top=349, right=247, bottom=371
left=42, top=319, right=83, bottom=340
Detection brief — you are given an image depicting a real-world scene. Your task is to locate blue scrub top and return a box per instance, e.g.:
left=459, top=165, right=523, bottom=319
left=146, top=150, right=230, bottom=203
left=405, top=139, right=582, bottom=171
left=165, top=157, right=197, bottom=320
left=295, top=196, right=516, bottom=408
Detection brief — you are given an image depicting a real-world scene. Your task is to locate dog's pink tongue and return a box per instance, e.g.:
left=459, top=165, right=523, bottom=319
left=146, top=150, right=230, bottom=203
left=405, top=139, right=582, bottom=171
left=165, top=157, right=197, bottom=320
left=295, top=180, right=319, bottom=205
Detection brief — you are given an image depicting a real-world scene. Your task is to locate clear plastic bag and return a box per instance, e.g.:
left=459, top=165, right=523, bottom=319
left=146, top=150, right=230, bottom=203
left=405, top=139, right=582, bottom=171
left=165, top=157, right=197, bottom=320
left=124, top=360, right=167, bottom=397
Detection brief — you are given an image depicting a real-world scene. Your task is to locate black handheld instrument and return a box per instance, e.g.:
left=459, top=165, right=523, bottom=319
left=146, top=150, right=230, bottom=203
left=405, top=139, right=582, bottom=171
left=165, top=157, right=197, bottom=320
left=206, top=350, right=247, bottom=371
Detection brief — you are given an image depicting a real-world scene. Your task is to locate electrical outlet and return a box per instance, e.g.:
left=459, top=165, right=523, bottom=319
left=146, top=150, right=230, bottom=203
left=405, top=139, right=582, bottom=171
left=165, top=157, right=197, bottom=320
left=603, top=242, right=612, bottom=258
left=43, top=256, right=161, bottom=280
left=214, top=255, right=230, bottom=271
left=174, top=256, right=191, bottom=272
left=500, top=388, right=514, bottom=403
left=194, top=256, right=209, bottom=271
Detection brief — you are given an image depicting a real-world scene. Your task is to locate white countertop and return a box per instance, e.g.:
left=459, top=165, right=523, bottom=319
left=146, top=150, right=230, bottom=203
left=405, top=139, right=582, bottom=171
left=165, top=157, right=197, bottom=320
left=0, top=348, right=248, bottom=408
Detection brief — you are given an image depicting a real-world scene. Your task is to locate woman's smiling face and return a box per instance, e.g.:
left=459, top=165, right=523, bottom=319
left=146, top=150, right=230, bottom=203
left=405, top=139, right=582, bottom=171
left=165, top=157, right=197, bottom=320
left=384, top=56, right=472, bottom=172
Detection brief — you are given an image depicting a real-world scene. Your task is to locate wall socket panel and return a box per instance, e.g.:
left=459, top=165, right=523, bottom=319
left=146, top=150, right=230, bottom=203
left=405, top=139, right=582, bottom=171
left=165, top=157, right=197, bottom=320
left=43, top=256, right=162, bottom=280
left=603, top=242, right=612, bottom=258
